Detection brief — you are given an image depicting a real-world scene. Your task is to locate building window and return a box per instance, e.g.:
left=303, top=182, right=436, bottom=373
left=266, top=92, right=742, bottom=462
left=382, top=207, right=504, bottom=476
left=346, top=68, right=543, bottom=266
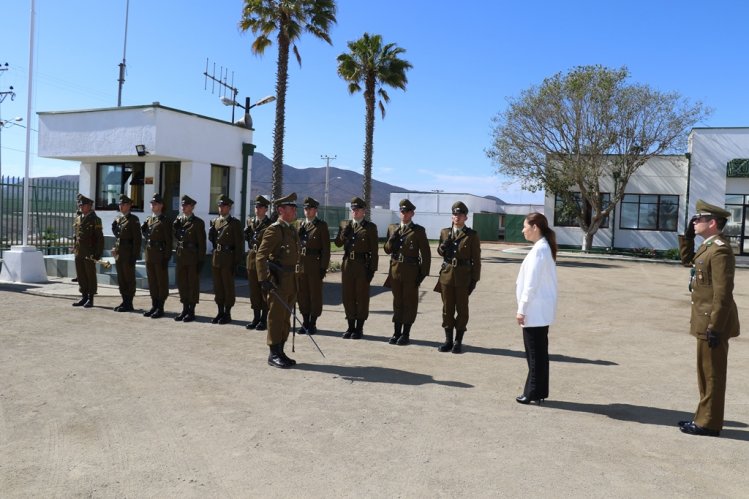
left=209, top=164, right=230, bottom=214
left=619, top=194, right=678, bottom=231
left=554, top=192, right=610, bottom=228
left=95, top=162, right=145, bottom=211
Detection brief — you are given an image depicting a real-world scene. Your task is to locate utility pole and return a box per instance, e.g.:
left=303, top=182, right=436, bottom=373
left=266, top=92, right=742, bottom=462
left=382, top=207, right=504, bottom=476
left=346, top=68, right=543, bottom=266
left=117, top=0, right=130, bottom=106
left=321, top=154, right=336, bottom=221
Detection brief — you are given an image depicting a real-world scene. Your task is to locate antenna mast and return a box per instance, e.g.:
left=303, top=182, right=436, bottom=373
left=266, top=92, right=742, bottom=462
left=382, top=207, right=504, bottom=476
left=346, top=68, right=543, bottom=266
left=117, top=0, right=130, bottom=106
left=203, top=58, right=239, bottom=122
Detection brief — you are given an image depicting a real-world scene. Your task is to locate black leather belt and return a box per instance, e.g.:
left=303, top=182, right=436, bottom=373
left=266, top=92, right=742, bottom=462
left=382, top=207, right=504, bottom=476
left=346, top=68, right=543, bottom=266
left=216, top=244, right=235, bottom=252
left=392, top=254, right=420, bottom=264
left=301, top=247, right=322, bottom=256
left=147, top=240, right=167, bottom=249
left=347, top=251, right=369, bottom=262
left=178, top=241, right=198, bottom=249
left=444, top=258, right=472, bottom=267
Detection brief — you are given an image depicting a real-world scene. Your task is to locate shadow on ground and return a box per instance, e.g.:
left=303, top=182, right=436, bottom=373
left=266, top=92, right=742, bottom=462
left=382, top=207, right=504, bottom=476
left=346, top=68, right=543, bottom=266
left=295, top=363, right=474, bottom=388
left=544, top=400, right=749, bottom=441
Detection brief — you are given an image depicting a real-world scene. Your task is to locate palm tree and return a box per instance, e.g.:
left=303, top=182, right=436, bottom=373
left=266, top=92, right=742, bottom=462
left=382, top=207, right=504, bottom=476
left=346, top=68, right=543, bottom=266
left=240, top=0, right=337, bottom=201
left=337, top=33, right=412, bottom=217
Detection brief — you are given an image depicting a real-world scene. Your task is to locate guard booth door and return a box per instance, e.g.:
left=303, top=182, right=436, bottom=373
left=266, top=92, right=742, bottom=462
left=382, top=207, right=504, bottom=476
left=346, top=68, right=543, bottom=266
left=160, top=161, right=181, bottom=220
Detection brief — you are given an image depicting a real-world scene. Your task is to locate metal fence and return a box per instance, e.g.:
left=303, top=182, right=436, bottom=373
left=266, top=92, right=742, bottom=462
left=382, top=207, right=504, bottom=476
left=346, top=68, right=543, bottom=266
left=0, top=175, right=78, bottom=257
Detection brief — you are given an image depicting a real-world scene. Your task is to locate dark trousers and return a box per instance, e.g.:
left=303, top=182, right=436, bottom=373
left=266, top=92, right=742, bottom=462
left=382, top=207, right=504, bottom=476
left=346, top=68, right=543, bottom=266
left=522, top=326, right=549, bottom=399
left=694, top=337, right=729, bottom=431
left=74, top=256, right=97, bottom=295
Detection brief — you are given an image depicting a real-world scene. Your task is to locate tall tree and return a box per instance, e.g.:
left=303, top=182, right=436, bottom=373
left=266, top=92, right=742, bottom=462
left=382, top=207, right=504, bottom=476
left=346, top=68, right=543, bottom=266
left=240, top=0, right=337, bottom=201
left=337, top=33, right=412, bottom=217
left=487, top=65, right=709, bottom=250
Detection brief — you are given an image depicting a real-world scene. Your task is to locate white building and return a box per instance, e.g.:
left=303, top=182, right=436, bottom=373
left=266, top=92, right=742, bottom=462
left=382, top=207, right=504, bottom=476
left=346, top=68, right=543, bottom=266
left=544, top=127, right=749, bottom=255
left=38, top=103, right=256, bottom=229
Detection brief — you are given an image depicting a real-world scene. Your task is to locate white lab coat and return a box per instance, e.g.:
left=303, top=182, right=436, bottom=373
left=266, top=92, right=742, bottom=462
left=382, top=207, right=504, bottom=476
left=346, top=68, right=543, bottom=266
left=516, top=237, right=557, bottom=327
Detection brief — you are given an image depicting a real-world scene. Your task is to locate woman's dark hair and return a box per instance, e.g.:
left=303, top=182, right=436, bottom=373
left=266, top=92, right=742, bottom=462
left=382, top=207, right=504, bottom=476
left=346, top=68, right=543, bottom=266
left=526, top=212, right=557, bottom=261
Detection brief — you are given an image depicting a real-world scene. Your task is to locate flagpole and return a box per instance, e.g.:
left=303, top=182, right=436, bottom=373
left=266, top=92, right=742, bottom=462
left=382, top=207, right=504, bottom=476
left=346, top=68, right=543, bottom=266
left=22, top=0, right=36, bottom=246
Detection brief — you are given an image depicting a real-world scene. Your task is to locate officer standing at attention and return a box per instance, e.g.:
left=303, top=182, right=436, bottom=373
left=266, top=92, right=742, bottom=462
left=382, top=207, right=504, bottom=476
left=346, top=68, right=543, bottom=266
left=383, top=198, right=431, bottom=345
left=296, top=197, right=331, bottom=335
left=678, top=199, right=740, bottom=437
left=334, top=197, right=379, bottom=339
left=173, top=195, right=206, bottom=323
left=71, top=194, right=104, bottom=308
left=208, top=194, right=244, bottom=325
left=244, top=195, right=273, bottom=330
left=256, top=193, right=301, bottom=368
left=112, top=194, right=142, bottom=312
left=141, top=193, right=172, bottom=319
left=436, top=201, right=481, bottom=353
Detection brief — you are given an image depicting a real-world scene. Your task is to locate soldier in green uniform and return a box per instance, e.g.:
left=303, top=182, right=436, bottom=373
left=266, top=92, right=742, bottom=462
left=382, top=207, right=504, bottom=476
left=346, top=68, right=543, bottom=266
left=383, top=198, right=431, bottom=345
left=678, top=199, right=740, bottom=437
left=296, top=197, right=331, bottom=335
left=208, top=194, right=244, bottom=325
left=141, top=193, right=172, bottom=319
left=72, top=194, right=104, bottom=308
left=256, top=193, right=301, bottom=368
left=244, top=195, right=273, bottom=330
left=334, top=197, right=379, bottom=339
left=436, top=201, right=481, bottom=353
left=112, top=194, right=142, bottom=312
left=173, top=195, right=206, bottom=323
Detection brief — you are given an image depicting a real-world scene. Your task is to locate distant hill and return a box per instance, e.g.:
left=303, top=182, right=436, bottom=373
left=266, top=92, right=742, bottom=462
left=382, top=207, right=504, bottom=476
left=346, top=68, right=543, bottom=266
left=37, top=153, right=412, bottom=208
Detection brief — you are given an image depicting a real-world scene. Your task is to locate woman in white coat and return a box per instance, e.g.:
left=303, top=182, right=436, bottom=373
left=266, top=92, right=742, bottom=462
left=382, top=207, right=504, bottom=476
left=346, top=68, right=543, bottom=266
left=515, top=212, right=558, bottom=405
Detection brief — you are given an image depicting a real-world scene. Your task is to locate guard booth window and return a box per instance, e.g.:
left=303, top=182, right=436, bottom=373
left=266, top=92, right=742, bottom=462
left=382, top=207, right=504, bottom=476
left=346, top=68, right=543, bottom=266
left=209, top=164, right=230, bottom=214
left=95, top=163, right=145, bottom=211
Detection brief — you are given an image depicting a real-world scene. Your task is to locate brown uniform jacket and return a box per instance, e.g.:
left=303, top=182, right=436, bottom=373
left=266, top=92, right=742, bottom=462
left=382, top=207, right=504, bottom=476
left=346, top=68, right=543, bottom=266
left=174, top=215, right=206, bottom=266
left=143, top=214, right=172, bottom=264
left=256, top=221, right=301, bottom=283
left=679, top=234, right=740, bottom=340
left=334, top=219, right=379, bottom=274
left=298, top=218, right=331, bottom=274
left=210, top=216, right=244, bottom=267
left=384, top=222, right=431, bottom=280
left=437, top=226, right=481, bottom=287
left=245, top=216, right=273, bottom=271
left=113, top=212, right=142, bottom=263
left=73, top=211, right=104, bottom=259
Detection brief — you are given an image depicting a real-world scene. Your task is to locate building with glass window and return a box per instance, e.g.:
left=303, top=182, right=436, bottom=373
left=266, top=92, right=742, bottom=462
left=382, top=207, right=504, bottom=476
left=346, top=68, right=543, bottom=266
left=545, top=127, right=749, bottom=255
left=37, top=103, right=256, bottom=231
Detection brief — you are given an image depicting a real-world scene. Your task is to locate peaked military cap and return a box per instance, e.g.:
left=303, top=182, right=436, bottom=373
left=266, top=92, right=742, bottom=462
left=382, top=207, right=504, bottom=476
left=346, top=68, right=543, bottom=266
left=399, top=198, right=416, bottom=212
left=119, top=194, right=134, bottom=204
left=216, top=194, right=234, bottom=206
left=303, top=197, right=320, bottom=209
left=695, top=199, right=731, bottom=219
left=150, top=193, right=164, bottom=204
left=274, top=192, right=297, bottom=207
left=181, top=194, right=197, bottom=206
left=255, top=195, right=270, bottom=207
left=452, top=201, right=469, bottom=215
left=77, top=193, right=93, bottom=206
left=350, top=197, right=367, bottom=209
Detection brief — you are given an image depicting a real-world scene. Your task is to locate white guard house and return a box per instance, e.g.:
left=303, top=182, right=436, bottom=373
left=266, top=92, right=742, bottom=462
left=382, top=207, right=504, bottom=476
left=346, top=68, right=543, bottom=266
left=37, top=103, right=257, bottom=231
left=544, top=127, right=749, bottom=255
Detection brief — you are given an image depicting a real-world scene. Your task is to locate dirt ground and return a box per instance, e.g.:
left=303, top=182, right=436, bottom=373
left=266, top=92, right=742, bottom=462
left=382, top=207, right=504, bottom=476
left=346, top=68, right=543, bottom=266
left=1, top=243, right=748, bottom=498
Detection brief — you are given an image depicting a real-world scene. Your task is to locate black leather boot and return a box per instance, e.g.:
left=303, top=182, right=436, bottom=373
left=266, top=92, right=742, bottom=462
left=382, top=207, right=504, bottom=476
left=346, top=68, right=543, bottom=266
left=268, top=344, right=292, bottom=369
left=183, top=304, right=196, bottom=323
left=352, top=319, right=364, bottom=339
left=280, top=342, right=296, bottom=366
left=308, top=316, right=318, bottom=335
left=175, top=303, right=188, bottom=321
left=246, top=309, right=261, bottom=329
left=438, top=327, right=454, bottom=352
left=389, top=323, right=403, bottom=344
left=113, top=296, right=126, bottom=312
left=452, top=330, right=465, bottom=354
left=299, top=314, right=310, bottom=334
left=117, top=296, right=134, bottom=312
left=255, top=309, right=268, bottom=330
left=72, top=294, right=87, bottom=307
left=151, top=300, right=164, bottom=319
left=397, top=324, right=411, bottom=345
left=211, top=304, right=224, bottom=324
left=218, top=306, right=232, bottom=324
left=143, top=297, right=157, bottom=317
left=342, top=319, right=355, bottom=339
left=82, top=294, right=94, bottom=308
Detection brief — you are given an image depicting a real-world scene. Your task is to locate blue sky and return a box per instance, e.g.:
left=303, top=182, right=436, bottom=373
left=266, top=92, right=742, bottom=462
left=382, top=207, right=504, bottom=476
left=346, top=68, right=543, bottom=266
left=1, top=0, right=748, bottom=204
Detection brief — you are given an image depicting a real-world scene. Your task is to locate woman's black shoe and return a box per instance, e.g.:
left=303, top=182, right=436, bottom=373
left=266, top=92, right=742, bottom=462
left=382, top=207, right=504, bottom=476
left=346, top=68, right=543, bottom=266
left=516, top=395, right=544, bottom=405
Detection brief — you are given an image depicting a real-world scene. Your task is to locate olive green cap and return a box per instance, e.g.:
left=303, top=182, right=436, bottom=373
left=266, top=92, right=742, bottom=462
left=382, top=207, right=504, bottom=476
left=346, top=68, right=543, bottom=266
left=181, top=194, right=197, bottom=206
left=216, top=194, right=234, bottom=206
left=399, top=198, right=416, bottom=212
left=255, top=195, right=270, bottom=207
left=303, top=197, right=319, bottom=208
left=452, top=201, right=469, bottom=215
left=350, top=197, right=366, bottom=209
left=274, top=192, right=297, bottom=207
left=119, top=194, right=133, bottom=205
left=695, top=199, right=730, bottom=219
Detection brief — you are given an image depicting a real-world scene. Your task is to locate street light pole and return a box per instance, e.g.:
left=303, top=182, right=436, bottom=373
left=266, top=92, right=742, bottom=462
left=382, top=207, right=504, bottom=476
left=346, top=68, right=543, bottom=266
left=321, top=154, right=336, bottom=221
